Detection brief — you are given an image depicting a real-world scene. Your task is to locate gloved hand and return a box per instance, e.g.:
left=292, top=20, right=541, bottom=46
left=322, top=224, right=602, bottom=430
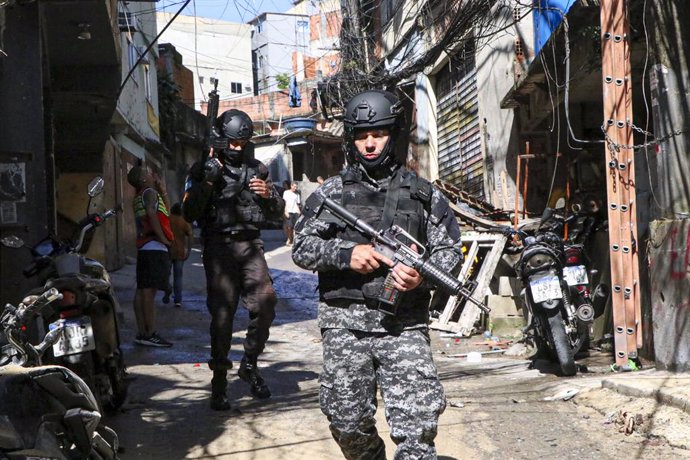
left=189, top=158, right=223, bottom=183
left=204, top=157, right=223, bottom=183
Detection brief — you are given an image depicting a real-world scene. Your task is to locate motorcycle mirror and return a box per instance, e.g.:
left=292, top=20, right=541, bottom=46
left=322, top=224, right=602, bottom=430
left=87, top=176, right=105, bottom=198
left=0, top=235, right=24, bottom=248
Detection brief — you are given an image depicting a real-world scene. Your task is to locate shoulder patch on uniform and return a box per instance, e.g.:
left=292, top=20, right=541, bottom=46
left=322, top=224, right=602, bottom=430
left=409, top=174, right=432, bottom=208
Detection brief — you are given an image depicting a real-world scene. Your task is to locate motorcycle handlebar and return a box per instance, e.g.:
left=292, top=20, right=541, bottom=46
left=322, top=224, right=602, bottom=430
left=16, top=288, right=62, bottom=325
left=73, top=204, right=122, bottom=253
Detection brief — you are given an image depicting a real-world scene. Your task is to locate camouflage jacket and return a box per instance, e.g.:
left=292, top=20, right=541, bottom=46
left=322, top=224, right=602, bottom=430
left=291, top=167, right=463, bottom=332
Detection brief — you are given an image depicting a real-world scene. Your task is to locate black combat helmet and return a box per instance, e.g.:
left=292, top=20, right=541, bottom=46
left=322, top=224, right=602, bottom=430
left=215, top=109, right=254, bottom=140
left=213, top=109, right=254, bottom=161
left=343, top=89, right=404, bottom=173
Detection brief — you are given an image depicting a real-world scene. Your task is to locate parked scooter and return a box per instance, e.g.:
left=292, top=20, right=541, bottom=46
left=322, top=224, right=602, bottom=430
left=3, top=176, right=128, bottom=412
left=0, top=287, right=119, bottom=459
left=505, top=207, right=608, bottom=376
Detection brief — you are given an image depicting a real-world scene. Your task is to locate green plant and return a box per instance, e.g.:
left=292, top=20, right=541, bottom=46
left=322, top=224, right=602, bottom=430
left=275, top=72, right=291, bottom=90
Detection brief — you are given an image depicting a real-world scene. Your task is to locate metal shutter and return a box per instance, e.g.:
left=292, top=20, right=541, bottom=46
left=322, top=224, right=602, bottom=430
left=436, top=41, right=484, bottom=199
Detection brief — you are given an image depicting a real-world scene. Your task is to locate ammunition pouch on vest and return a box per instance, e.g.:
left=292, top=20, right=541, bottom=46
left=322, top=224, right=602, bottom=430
left=318, top=167, right=433, bottom=312
left=205, top=162, right=268, bottom=234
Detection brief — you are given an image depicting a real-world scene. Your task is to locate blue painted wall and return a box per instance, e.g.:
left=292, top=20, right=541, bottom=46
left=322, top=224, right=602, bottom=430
left=533, top=0, right=576, bottom=56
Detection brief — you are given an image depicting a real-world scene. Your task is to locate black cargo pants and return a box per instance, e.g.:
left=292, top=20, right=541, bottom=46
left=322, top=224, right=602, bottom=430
left=202, top=238, right=277, bottom=363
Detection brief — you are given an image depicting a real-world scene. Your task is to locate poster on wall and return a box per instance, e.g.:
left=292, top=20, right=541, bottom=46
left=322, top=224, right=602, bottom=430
left=0, top=202, right=17, bottom=224
left=0, top=161, right=27, bottom=225
left=0, top=162, right=26, bottom=203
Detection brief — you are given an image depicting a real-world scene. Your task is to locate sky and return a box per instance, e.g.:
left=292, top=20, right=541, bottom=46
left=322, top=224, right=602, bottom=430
left=159, top=0, right=297, bottom=23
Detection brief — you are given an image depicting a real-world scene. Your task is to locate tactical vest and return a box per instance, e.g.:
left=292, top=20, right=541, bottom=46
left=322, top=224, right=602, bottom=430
left=318, top=167, right=433, bottom=312
left=203, top=160, right=268, bottom=236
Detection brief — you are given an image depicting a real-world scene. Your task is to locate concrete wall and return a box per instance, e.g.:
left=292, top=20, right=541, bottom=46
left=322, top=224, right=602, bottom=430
left=156, top=13, right=253, bottom=109
left=119, top=2, right=160, bottom=140
left=0, top=3, right=49, bottom=303
left=475, top=1, right=535, bottom=210
left=649, top=219, right=690, bottom=371
left=252, top=13, right=309, bottom=94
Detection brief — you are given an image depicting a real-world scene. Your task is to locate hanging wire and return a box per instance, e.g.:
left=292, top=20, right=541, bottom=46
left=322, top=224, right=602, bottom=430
left=117, top=0, right=192, bottom=99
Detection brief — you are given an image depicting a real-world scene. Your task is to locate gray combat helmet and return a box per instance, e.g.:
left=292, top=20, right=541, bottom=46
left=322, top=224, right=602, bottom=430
left=343, top=90, right=404, bottom=172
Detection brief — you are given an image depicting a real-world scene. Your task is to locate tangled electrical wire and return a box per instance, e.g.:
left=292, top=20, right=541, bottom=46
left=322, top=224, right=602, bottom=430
left=321, top=0, right=533, bottom=116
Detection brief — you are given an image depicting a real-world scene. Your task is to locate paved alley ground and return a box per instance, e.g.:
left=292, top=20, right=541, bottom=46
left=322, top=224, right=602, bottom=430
left=106, top=230, right=690, bottom=460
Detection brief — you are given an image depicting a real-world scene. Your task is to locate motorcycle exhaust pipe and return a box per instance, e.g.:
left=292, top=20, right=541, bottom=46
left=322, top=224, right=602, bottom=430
left=575, top=303, right=595, bottom=322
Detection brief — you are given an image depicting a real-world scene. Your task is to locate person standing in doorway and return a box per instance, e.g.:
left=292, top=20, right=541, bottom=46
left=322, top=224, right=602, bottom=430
left=282, top=181, right=301, bottom=246
left=183, top=109, right=285, bottom=411
left=168, top=203, right=193, bottom=308
left=127, top=165, right=174, bottom=348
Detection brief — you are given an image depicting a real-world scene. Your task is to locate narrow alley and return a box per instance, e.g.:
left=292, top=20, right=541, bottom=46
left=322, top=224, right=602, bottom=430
left=105, top=231, right=690, bottom=459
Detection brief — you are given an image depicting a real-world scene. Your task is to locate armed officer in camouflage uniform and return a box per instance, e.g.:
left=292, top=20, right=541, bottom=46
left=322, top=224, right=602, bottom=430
left=183, top=109, right=285, bottom=411
left=292, top=90, right=463, bottom=459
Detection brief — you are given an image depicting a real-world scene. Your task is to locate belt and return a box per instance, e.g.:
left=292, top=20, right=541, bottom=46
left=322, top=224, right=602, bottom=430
left=322, top=297, right=381, bottom=310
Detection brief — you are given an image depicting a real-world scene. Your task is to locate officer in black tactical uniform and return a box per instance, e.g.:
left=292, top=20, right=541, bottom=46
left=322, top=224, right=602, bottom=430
left=183, top=109, right=285, bottom=411
left=292, top=90, right=463, bottom=459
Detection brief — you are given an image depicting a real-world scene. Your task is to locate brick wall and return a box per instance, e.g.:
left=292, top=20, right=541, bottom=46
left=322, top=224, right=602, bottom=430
left=210, top=81, right=316, bottom=124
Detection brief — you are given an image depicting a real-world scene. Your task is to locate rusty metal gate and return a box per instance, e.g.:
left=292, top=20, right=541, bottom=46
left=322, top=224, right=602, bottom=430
left=436, top=40, right=484, bottom=199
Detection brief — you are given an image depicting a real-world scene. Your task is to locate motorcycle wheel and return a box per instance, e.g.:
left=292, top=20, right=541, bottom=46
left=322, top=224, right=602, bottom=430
left=545, top=309, right=577, bottom=376
left=103, top=352, right=128, bottom=413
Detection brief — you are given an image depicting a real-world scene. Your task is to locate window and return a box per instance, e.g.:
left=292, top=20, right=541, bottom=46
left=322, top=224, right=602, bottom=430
left=127, top=41, right=139, bottom=84
left=258, top=56, right=264, bottom=69
left=231, top=82, right=242, bottom=94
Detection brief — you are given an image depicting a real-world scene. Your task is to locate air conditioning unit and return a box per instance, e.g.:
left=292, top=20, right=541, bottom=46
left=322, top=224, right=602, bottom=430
left=118, top=12, right=139, bottom=32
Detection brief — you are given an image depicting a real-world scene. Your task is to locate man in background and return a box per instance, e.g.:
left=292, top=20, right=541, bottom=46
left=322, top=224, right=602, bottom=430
left=127, top=165, right=174, bottom=348
left=168, top=203, right=193, bottom=308
left=282, top=181, right=301, bottom=246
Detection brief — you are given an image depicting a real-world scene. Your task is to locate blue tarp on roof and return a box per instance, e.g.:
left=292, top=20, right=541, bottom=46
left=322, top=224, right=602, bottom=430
left=533, top=0, right=576, bottom=56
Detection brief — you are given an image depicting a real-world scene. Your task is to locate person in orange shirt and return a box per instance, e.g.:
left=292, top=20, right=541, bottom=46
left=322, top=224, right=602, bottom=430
left=168, top=203, right=193, bottom=308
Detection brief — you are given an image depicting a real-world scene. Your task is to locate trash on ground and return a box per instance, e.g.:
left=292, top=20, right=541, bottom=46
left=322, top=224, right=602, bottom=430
left=543, top=388, right=579, bottom=401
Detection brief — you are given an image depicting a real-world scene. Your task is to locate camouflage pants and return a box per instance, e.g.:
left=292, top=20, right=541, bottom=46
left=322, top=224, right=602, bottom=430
left=319, top=328, right=446, bottom=460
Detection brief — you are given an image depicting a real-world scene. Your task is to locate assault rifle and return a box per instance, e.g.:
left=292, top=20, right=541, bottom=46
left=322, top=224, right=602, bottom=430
left=205, top=77, right=224, bottom=157
left=318, top=197, right=490, bottom=315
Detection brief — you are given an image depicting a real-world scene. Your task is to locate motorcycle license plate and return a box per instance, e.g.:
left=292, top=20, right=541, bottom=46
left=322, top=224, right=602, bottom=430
left=529, top=276, right=563, bottom=303
left=563, top=265, right=588, bottom=286
left=50, top=318, right=96, bottom=357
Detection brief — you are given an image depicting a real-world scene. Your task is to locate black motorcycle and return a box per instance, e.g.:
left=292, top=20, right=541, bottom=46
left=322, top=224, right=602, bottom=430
left=5, top=176, right=128, bottom=412
left=508, top=208, right=608, bottom=376
left=0, top=288, right=119, bottom=459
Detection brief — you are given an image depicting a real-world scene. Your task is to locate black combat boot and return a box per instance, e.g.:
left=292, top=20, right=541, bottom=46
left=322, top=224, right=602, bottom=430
left=210, top=371, right=231, bottom=411
left=238, top=356, right=271, bottom=399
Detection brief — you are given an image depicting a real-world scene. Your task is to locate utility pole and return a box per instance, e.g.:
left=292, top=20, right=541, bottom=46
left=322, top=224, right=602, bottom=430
left=600, top=0, right=641, bottom=369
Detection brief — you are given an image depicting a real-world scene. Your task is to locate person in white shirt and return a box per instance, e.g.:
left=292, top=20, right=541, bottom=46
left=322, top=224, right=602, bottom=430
left=282, top=181, right=301, bottom=245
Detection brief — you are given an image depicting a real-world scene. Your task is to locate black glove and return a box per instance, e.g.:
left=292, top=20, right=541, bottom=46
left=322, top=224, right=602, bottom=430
left=204, top=158, right=223, bottom=183
left=189, top=159, right=223, bottom=183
